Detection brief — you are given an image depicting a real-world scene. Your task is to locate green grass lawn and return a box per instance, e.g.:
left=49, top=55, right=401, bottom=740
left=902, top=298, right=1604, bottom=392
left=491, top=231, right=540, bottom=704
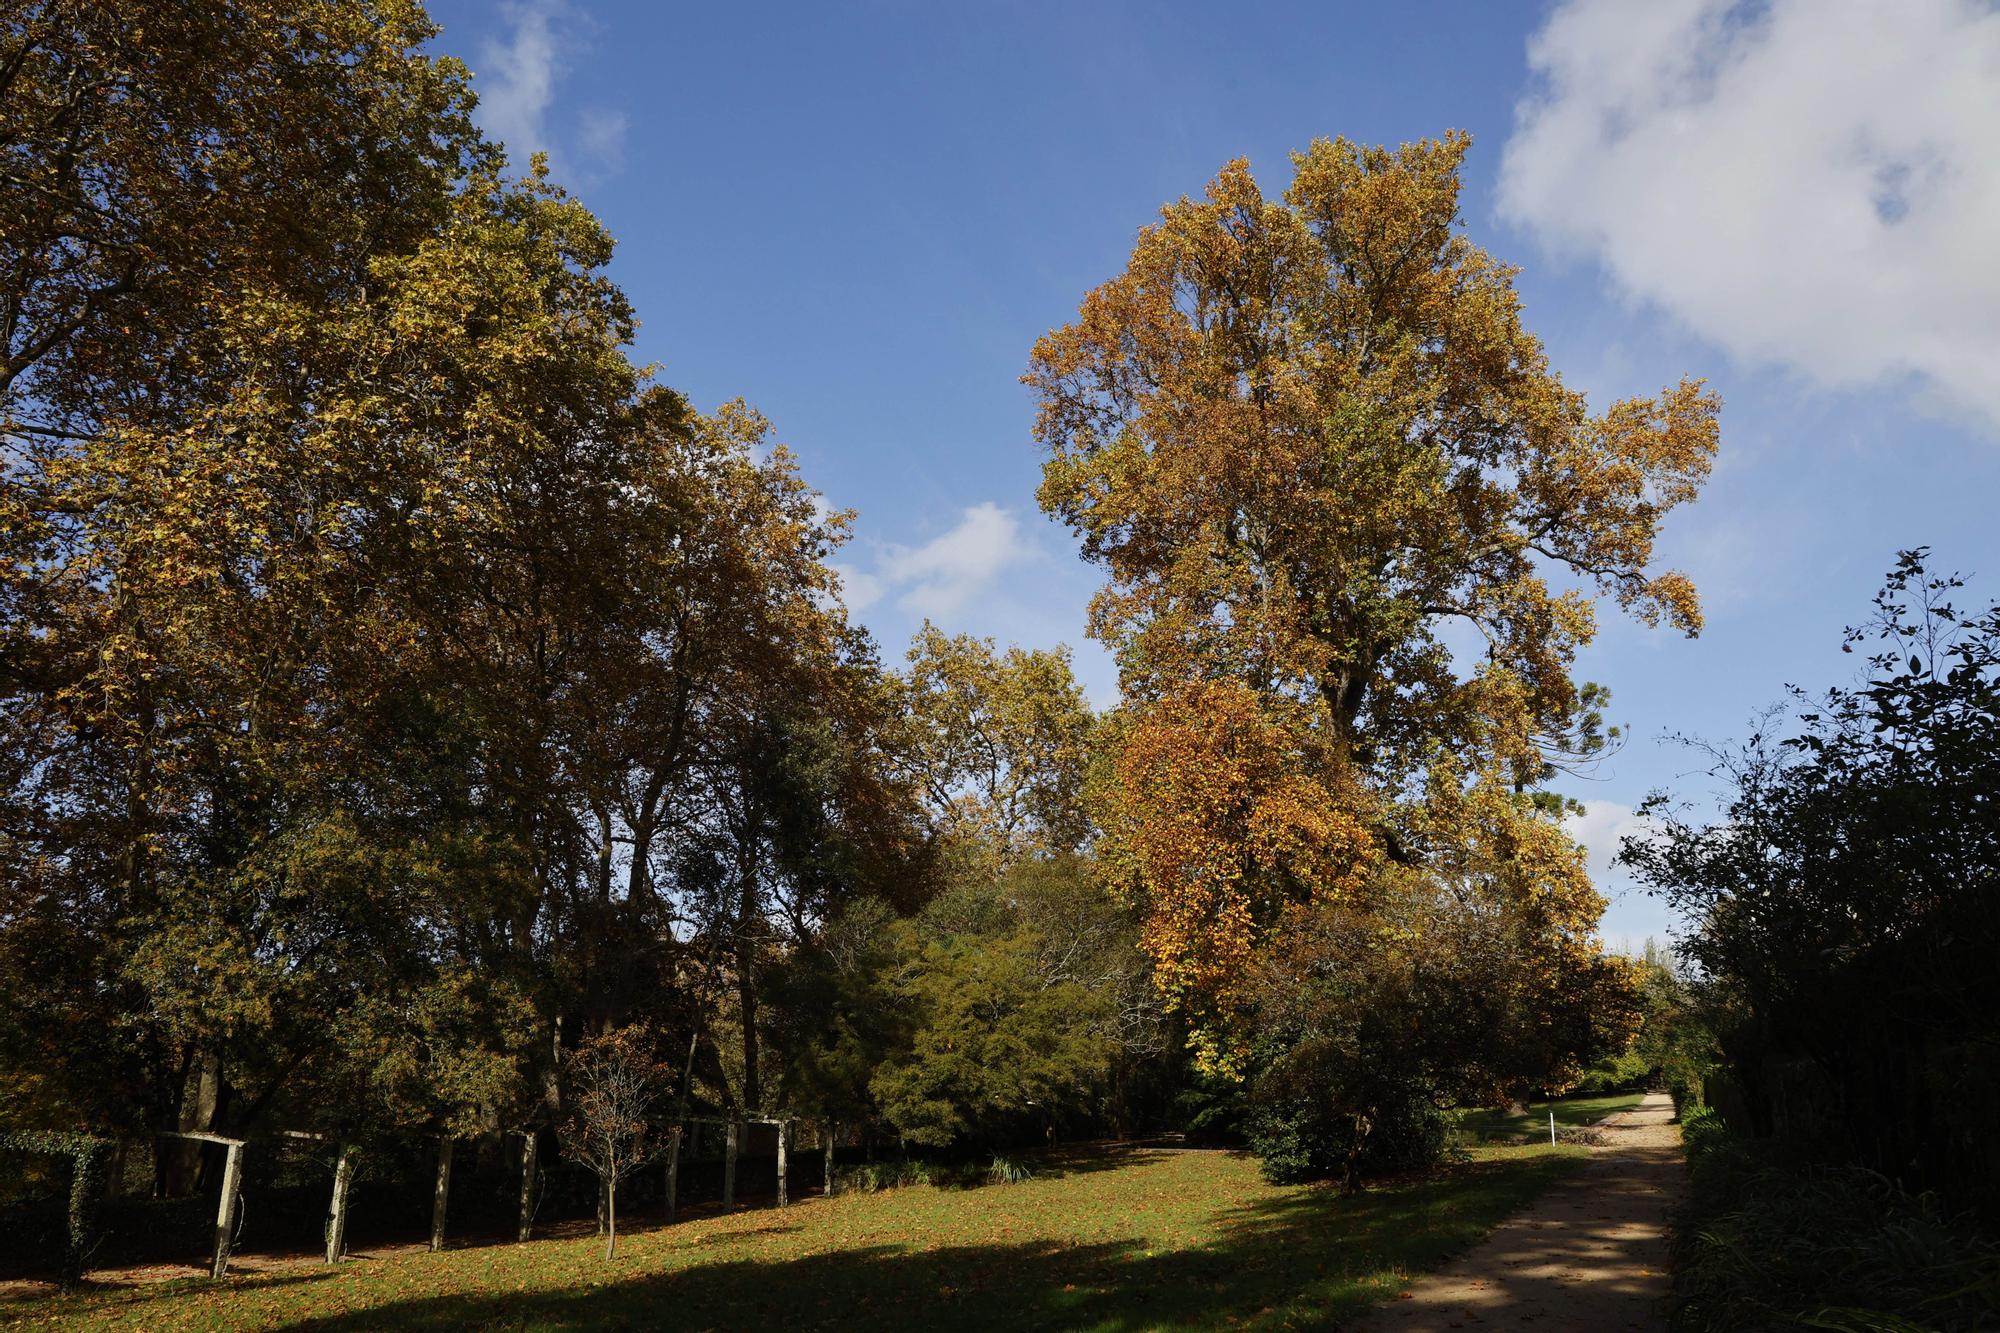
left=8, top=1141, right=1585, bottom=1332
left=1456, top=1091, right=1645, bottom=1144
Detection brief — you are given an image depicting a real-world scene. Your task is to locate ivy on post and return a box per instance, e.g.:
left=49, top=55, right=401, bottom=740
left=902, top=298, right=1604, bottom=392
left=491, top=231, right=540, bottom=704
left=0, top=1131, right=113, bottom=1292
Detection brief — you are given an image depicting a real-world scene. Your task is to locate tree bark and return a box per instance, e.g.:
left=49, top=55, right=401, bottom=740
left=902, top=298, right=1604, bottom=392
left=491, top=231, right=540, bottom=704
left=516, top=1131, right=539, bottom=1242
left=429, top=1138, right=453, bottom=1252
left=722, top=1120, right=738, bottom=1208
left=664, top=1125, right=681, bottom=1223
left=165, top=1048, right=222, bottom=1196
left=825, top=1119, right=837, bottom=1196
left=736, top=855, right=762, bottom=1113
left=603, top=1176, right=617, bottom=1260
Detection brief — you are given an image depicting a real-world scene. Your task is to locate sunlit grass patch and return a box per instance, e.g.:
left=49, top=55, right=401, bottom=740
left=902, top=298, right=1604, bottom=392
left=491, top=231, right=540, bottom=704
left=1456, top=1091, right=1643, bottom=1145
left=13, top=1142, right=1584, bottom=1332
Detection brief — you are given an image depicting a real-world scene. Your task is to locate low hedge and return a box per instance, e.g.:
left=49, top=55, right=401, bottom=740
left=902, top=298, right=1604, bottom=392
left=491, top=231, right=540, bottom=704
left=1672, top=1107, right=2000, bottom=1331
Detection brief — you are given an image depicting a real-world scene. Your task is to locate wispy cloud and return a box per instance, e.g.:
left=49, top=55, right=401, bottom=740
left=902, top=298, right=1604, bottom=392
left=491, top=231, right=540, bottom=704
left=470, top=1, right=624, bottom=180
left=1500, top=0, right=2000, bottom=434
left=1565, top=798, right=1649, bottom=900
left=837, top=503, right=1034, bottom=619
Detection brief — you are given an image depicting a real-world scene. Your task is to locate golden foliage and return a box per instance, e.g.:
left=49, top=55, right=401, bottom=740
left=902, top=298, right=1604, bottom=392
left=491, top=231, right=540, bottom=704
left=1030, top=134, right=1715, bottom=1064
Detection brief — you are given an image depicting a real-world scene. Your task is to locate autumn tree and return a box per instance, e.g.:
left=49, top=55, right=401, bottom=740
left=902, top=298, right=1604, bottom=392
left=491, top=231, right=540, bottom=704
left=558, top=1027, right=667, bottom=1260
left=0, top=0, right=494, bottom=1164
left=1028, top=134, right=1717, bottom=1092
left=898, top=625, right=1096, bottom=871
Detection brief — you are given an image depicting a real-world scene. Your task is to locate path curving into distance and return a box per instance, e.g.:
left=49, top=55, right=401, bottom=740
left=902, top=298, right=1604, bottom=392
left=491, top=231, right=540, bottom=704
left=1355, top=1091, right=1684, bottom=1331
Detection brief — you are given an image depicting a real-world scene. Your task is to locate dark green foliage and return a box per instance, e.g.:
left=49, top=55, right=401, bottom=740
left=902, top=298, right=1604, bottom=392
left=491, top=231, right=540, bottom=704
left=1672, top=1107, right=2000, bottom=1332
left=1628, top=552, right=2000, bottom=1206
left=1247, top=1089, right=1457, bottom=1187
left=1236, top=869, right=1631, bottom=1189
left=777, top=859, right=1165, bottom=1154
left=0, top=1131, right=112, bottom=1291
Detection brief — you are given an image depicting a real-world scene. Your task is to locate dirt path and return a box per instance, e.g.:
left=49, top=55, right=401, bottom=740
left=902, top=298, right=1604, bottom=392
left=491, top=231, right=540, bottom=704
left=1355, top=1091, right=1684, bottom=1332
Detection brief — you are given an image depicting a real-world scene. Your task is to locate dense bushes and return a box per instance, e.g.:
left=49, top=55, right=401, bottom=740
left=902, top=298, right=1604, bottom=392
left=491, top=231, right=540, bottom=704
left=1629, top=553, right=2000, bottom=1207
left=1236, top=861, right=1636, bottom=1189
left=1246, top=1089, right=1459, bottom=1186
left=1673, top=1107, right=2000, bottom=1332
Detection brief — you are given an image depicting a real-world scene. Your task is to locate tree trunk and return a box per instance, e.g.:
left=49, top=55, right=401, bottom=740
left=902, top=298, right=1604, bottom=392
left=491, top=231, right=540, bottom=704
left=664, top=1125, right=681, bottom=1222
left=603, top=1177, right=617, bottom=1260
left=165, top=1049, right=222, bottom=1196
left=737, top=861, right=762, bottom=1112
left=825, top=1120, right=837, bottom=1196
left=516, top=1131, right=539, bottom=1242
left=722, top=1121, right=738, bottom=1208
left=429, top=1138, right=454, bottom=1252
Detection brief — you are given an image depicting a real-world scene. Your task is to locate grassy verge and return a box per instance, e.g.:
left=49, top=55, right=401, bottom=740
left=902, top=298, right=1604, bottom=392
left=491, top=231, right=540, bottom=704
left=1456, top=1091, right=1643, bottom=1144
left=6, top=1142, right=1583, bottom=1332
left=1672, top=1106, right=2000, bottom=1332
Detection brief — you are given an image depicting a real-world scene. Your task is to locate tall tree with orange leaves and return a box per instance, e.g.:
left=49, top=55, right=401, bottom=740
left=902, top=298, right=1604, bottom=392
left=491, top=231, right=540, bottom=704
left=1030, top=133, right=1717, bottom=1078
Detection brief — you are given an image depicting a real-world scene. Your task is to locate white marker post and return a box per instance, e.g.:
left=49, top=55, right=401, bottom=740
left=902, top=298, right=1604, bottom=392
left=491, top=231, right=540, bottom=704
left=1549, top=1111, right=1557, bottom=1146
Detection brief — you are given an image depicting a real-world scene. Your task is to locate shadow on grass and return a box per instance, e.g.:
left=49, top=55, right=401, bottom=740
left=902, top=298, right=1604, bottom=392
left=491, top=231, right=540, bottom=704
left=224, top=1154, right=1577, bottom=1332
left=1021, top=1142, right=1179, bottom=1179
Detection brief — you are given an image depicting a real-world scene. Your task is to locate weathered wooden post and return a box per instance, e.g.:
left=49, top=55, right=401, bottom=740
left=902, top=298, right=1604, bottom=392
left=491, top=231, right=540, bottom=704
left=664, top=1124, right=682, bottom=1222
left=324, top=1142, right=357, bottom=1263
left=825, top=1119, right=837, bottom=1196
left=722, top=1120, right=738, bottom=1208
left=775, top=1119, right=789, bottom=1207
left=516, top=1129, right=539, bottom=1243
left=211, top=1140, right=245, bottom=1279
left=430, top=1137, right=454, bottom=1252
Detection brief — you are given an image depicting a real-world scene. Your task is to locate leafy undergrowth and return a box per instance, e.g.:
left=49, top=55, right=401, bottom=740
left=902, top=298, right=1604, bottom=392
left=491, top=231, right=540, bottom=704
left=1456, top=1091, right=1644, bottom=1145
left=8, top=1142, right=1583, bottom=1332
left=1671, top=1107, right=2000, bottom=1332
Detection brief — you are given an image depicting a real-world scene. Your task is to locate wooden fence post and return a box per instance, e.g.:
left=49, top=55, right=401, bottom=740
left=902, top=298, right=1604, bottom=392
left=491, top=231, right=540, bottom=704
left=775, top=1120, right=789, bottom=1207
left=722, top=1121, right=738, bottom=1208
left=430, top=1138, right=454, bottom=1252
left=324, top=1143, right=357, bottom=1263
left=210, top=1141, right=244, bottom=1280
left=516, top=1130, right=539, bottom=1243
left=664, top=1125, right=682, bottom=1222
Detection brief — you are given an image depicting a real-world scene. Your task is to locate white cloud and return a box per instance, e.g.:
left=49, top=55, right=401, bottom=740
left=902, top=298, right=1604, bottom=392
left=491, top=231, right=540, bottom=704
left=838, top=503, right=1033, bottom=621
left=470, top=3, right=624, bottom=179
left=1565, top=798, right=1650, bottom=898
left=1500, top=0, right=2000, bottom=432
left=880, top=503, right=1031, bottom=618
left=830, top=562, right=884, bottom=613
left=474, top=2, right=565, bottom=164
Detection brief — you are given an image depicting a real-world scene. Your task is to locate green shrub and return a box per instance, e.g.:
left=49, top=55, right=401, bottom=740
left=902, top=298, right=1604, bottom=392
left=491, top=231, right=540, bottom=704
left=1246, top=1090, right=1459, bottom=1187
left=1673, top=1107, right=2000, bottom=1332
left=987, top=1154, right=1033, bottom=1185
left=831, top=1154, right=1034, bottom=1193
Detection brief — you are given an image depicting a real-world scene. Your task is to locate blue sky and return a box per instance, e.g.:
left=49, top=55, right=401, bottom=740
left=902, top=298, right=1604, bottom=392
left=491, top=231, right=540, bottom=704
left=426, top=0, right=2000, bottom=949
